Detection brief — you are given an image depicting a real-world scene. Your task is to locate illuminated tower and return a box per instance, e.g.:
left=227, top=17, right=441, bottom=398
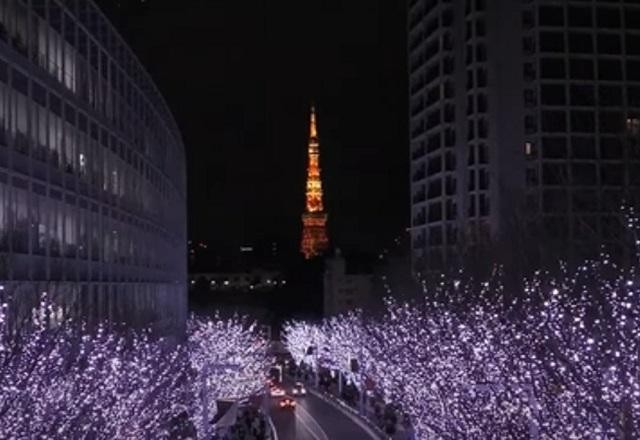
left=301, top=105, right=329, bottom=259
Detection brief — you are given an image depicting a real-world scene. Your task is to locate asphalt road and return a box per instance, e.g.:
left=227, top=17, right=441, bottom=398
left=269, top=386, right=376, bottom=440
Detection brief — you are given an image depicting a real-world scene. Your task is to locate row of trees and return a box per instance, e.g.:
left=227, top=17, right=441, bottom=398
left=0, top=295, right=269, bottom=439
left=284, top=255, right=640, bottom=439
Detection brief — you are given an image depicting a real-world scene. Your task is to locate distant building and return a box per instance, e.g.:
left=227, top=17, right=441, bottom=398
left=323, top=250, right=373, bottom=317
left=0, top=1, right=187, bottom=334
left=189, top=269, right=285, bottom=293
left=188, top=239, right=284, bottom=276
left=409, top=0, right=640, bottom=276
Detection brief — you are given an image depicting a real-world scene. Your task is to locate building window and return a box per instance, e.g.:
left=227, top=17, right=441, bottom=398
left=543, top=163, right=568, bottom=185
left=570, top=111, right=596, bottom=133
left=476, top=20, right=486, bottom=37
left=569, top=59, right=594, bottom=80
left=540, top=58, right=566, bottom=79
left=629, top=86, right=640, bottom=107
left=525, top=116, right=538, bottom=135
left=539, top=6, right=564, bottom=27
left=543, top=190, right=568, bottom=213
left=445, top=128, right=456, bottom=147
left=523, top=37, right=536, bottom=55
left=479, top=194, right=490, bottom=217
left=541, top=110, right=567, bottom=133
left=478, top=143, right=488, bottom=164
left=478, top=119, right=488, bottom=138
left=541, top=84, right=566, bottom=106
left=526, top=167, right=538, bottom=186
left=627, top=118, right=640, bottom=137
left=570, top=84, right=595, bottom=106
left=601, top=164, right=623, bottom=186
left=477, top=94, right=488, bottom=113
left=468, top=196, right=476, bottom=217
left=598, top=60, right=622, bottom=81
left=542, top=137, right=567, bottom=158
left=524, top=63, right=536, bottom=81
left=569, top=33, right=593, bottom=54
left=571, top=137, right=597, bottom=159
left=476, top=68, right=487, bottom=87
left=598, top=86, right=622, bottom=106
left=476, top=45, right=487, bottom=62
left=599, top=111, right=624, bottom=134
left=601, top=137, right=623, bottom=160
left=522, top=11, right=534, bottom=29
left=626, top=34, right=640, bottom=56
left=568, top=6, right=592, bottom=27
left=524, top=89, right=537, bottom=107
left=597, top=34, right=622, bottom=55
left=479, top=169, right=489, bottom=190
left=596, top=7, right=621, bottom=29
left=540, top=32, right=565, bottom=52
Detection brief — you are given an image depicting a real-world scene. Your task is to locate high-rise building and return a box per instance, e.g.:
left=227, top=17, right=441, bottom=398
left=301, top=105, right=329, bottom=259
left=409, top=0, right=640, bottom=276
left=0, top=1, right=187, bottom=334
left=323, top=250, right=373, bottom=317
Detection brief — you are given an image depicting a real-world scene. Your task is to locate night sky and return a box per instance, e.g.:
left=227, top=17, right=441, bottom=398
left=99, top=0, right=408, bottom=259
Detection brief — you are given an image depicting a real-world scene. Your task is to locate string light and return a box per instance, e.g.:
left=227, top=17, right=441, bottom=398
left=0, top=296, right=268, bottom=437
left=283, top=249, right=640, bottom=438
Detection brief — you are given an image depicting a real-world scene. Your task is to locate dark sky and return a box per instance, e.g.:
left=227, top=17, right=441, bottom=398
left=98, top=0, right=408, bottom=258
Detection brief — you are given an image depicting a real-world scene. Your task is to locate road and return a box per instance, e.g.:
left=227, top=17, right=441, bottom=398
left=269, top=387, right=377, bottom=440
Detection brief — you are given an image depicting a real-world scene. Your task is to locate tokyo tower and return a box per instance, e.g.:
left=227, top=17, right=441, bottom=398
left=300, top=105, right=329, bottom=259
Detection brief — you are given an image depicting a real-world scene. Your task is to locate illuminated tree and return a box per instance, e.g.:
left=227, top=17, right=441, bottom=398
left=0, top=295, right=190, bottom=438
left=188, top=315, right=269, bottom=435
left=284, top=256, right=640, bottom=439
left=282, top=320, right=326, bottom=371
left=0, top=297, right=269, bottom=439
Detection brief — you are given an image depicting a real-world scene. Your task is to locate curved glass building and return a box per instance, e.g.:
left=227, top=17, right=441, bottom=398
left=0, top=0, right=187, bottom=334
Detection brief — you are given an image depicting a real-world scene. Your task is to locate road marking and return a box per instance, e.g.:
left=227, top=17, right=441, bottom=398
left=266, top=414, right=279, bottom=440
left=296, top=403, right=330, bottom=440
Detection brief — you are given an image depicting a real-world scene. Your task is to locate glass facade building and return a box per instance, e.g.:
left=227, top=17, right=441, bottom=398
left=409, top=0, right=640, bottom=276
left=0, top=0, right=187, bottom=334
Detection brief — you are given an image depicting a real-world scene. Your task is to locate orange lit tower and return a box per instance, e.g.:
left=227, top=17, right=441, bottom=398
left=301, top=105, right=329, bottom=259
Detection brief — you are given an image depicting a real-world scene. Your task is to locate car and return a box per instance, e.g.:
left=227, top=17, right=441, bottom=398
left=291, top=382, right=307, bottom=396
left=270, top=386, right=286, bottom=397
left=279, top=396, right=296, bottom=409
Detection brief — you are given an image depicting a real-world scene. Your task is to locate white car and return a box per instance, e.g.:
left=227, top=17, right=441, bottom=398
left=291, top=382, right=307, bottom=396
left=270, top=386, right=286, bottom=397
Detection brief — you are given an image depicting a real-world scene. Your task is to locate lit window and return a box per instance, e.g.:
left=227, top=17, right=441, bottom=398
left=525, top=142, right=534, bottom=156
left=79, top=153, right=86, bottom=174
left=627, top=118, right=640, bottom=136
